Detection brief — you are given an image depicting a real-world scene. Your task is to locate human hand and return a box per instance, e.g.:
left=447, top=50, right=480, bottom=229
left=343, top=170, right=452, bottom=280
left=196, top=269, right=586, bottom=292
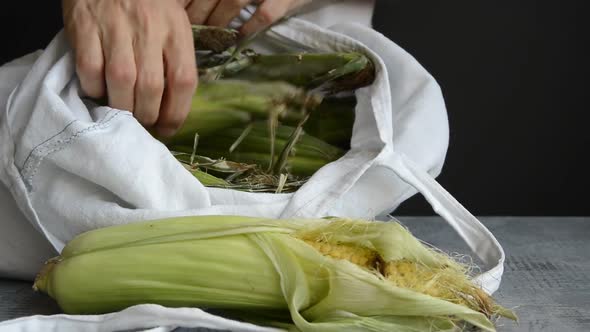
left=184, top=0, right=310, bottom=36
left=62, top=0, right=197, bottom=137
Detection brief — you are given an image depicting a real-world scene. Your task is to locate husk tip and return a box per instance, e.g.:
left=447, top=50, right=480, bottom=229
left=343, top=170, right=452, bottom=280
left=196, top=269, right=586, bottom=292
left=33, top=257, right=60, bottom=294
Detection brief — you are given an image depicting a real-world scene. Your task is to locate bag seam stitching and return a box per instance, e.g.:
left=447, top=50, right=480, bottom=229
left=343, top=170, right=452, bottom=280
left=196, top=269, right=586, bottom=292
left=21, top=110, right=130, bottom=191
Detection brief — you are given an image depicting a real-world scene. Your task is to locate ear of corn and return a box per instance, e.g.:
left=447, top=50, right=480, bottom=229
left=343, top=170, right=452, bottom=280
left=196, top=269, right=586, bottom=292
left=202, top=51, right=375, bottom=93
left=283, top=96, right=356, bottom=149
left=161, top=80, right=322, bottom=148
left=197, top=121, right=343, bottom=161
left=34, top=216, right=516, bottom=332
left=172, top=121, right=344, bottom=176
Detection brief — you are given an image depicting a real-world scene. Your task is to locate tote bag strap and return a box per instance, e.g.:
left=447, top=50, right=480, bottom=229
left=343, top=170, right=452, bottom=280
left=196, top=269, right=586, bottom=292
left=377, top=152, right=504, bottom=294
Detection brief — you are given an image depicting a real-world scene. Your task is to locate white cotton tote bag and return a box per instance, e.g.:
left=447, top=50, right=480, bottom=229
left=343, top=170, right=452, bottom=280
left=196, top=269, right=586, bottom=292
left=0, top=17, right=505, bottom=332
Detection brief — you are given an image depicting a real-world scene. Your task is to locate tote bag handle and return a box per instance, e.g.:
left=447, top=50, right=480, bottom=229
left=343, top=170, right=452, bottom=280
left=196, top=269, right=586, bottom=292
left=377, top=152, right=505, bottom=293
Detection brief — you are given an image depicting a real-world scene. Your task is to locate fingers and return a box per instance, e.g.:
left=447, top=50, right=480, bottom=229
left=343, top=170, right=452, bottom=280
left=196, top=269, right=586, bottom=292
left=156, top=18, right=197, bottom=137
left=63, top=0, right=198, bottom=135
left=133, top=36, right=165, bottom=127
left=63, top=2, right=106, bottom=99
left=73, top=30, right=106, bottom=99
left=103, top=25, right=136, bottom=112
left=206, top=0, right=250, bottom=27
left=185, top=0, right=219, bottom=25
left=240, top=0, right=291, bottom=36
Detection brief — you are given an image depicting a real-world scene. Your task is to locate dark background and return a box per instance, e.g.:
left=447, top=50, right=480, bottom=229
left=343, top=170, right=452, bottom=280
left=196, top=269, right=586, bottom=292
left=375, top=0, right=588, bottom=216
left=1, top=1, right=587, bottom=216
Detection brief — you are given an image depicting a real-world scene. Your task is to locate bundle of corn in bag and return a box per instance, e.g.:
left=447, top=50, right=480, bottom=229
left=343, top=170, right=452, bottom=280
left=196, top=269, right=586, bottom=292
left=154, top=26, right=368, bottom=192
left=34, top=216, right=516, bottom=331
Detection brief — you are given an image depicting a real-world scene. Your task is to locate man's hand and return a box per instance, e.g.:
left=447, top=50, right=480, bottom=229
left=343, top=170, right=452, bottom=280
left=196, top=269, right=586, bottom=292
left=62, top=0, right=197, bottom=137
left=185, top=0, right=310, bottom=36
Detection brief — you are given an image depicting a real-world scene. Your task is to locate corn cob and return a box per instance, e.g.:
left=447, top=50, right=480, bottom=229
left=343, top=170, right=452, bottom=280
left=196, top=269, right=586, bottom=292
left=201, top=51, right=375, bottom=93
left=199, top=121, right=343, bottom=160
left=34, top=216, right=516, bottom=331
left=173, top=122, right=344, bottom=176
left=161, top=80, right=322, bottom=147
left=283, top=96, right=356, bottom=149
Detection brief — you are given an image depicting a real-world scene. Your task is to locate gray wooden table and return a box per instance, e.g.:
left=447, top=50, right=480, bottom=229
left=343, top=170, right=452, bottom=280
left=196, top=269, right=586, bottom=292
left=1, top=217, right=588, bottom=331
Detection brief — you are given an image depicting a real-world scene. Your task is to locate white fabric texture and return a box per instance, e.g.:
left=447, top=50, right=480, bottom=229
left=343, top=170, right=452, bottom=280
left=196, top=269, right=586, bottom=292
left=296, top=0, right=376, bottom=28
left=0, top=304, right=282, bottom=332
left=0, top=17, right=505, bottom=332
left=0, top=52, right=57, bottom=280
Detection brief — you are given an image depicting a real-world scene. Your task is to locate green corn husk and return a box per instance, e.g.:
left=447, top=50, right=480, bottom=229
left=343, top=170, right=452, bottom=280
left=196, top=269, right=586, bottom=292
left=182, top=164, right=230, bottom=187
left=202, top=51, right=375, bottom=93
left=173, top=148, right=333, bottom=178
left=34, top=216, right=516, bottom=331
left=192, top=80, right=321, bottom=114
left=161, top=80, right=322, bottom=147
left=173, top=152, right=309, bottom=193
left=173, top=122, right=344, bottom=176
left=201, top=122, right=343, bottom=160
left=173, top=153, right=257, bottom=176
left=199, top=151, right=330, bottom=177
left=282, top=96, right=356, bottom=149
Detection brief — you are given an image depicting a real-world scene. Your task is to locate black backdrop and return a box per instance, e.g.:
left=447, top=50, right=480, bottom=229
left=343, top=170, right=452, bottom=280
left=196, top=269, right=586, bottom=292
left=1, top=2, right=588, bottom=216
left=373, top=0, right=588, bottom=216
